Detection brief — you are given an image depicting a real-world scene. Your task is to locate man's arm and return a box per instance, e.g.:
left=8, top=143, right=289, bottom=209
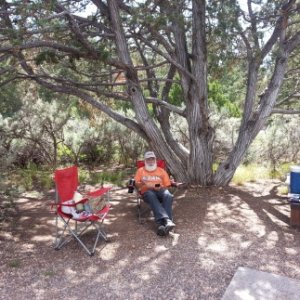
left=135, top=181, right=146, bottom=190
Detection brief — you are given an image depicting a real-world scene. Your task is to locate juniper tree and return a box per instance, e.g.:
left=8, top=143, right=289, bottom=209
left=0, top=0, right=299, bottom=185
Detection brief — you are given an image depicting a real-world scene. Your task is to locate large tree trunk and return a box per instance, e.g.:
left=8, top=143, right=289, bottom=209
left=186, top=0, right=214, bottom=185
left=108, top=0, right=188, bottom=181
left=214, top=39, right=290, bottom=185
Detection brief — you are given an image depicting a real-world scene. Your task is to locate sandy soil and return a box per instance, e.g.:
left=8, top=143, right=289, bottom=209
left=1, top=180, right=300, bottom=300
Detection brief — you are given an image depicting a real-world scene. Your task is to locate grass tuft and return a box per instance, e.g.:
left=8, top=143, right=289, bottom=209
left=43, top=269, right=55, bottom=277
left=8, top=259, right=21, bottom=268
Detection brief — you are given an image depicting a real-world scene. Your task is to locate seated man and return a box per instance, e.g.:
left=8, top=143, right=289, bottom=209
left=134, top=151, right=175, bottom=236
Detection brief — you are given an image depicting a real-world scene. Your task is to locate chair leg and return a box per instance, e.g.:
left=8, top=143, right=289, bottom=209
left=96, top=224, right=107, bottom=241
left=71, top=229, right=94, bottom=256
left=54, top=217, right=72, bottom=250
left=137, top=198, right=144, bottom=224
left=70, top=222, right=103, bottom=256
left=137, top=198, right=151, bottom=224
left=92, top=223, right=107, bottom=254
left=54, top=214, right=59, bottom=247
left=54, top=216, right=108, bottom=256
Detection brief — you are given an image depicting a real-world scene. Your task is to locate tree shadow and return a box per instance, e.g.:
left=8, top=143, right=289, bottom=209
left=226, top=184, right=291, bottom=227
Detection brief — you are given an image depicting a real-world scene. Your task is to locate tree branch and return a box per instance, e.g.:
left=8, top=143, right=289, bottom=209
left=272, top=109, right=300, bottom=114
left=145, top=97, right=186, bottom=117
left=136, top=33, right=197, bottom=83
left=247, top=0, right=260, bottom=50
left=261, top=0, right=296, bottom=59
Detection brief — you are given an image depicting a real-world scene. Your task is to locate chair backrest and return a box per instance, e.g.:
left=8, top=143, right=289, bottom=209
left=136, top=159, right=166, bottom=169
left=54, top=166, right=78, bottom=203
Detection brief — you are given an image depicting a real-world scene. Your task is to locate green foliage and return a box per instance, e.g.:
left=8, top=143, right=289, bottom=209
left=278, top=163, right=293, bottom=176
left=37, top=87, right=56, bottom=103
left=232, top=162, right=293, bottom=186
left=57, top=144, right=72, bottom=162
left=212, top=163, right=219, bottom=172
left=208, top=80, right=241, bottom=117
left=2, top=165, right=51, bottom=194
left=16, top=163, right=53, bottom=191
left=96, top=44, right=111, bottom=62
left=246, top=115, right=300, bottom=166
left=78, top=169, right=89, bottom=184
left=277, top=185, right=288, bottom=195
left=34, top=50, right=60, bottom=65
left=0, top=83, right=22, bottom=117
left=37, top=86, right=78, bottom=106
left=169, top=84, right=184, bottom=107
left=0, top=89, right=74, bottom=167
left=0, top=195, right=16, bottom=223
left=40, top=172, right=54, bottom=191
left=104, top=170, right=126, bottom=187
left=79, top=169, right=127, bottom=187
left=0, top=82, right=147, bottom=169
left=232, top=164, right=270, bottom=185
left=113, top=99, right=134, bottom=113
left=19, top=169, right=34, bottom=190
left=269, top=169, right=281, bottom=179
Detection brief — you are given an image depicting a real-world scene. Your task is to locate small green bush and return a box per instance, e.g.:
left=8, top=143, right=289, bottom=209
left=232, top=164, right=270, bottom=185
left=39, top=172, right=54, bottom=190
left=79, top=169, right=89, bottom=184
left=231, top=163, right=295, bottom=185
left=88, top=170, right=126, bottom=186
left=11, top=164, right=53, bottom=191
left=277, top=185, right=288, bottom=195
left=89, top=171, right=105, bottom=185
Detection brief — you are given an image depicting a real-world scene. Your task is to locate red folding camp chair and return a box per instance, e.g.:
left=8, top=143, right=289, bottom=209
left=52, top=166, right=112, bottom=256
left=128, top=160, right=181, bottom=224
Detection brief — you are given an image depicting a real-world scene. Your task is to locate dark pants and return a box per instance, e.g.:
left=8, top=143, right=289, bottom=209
left=142, top=189, right=173, bottom=224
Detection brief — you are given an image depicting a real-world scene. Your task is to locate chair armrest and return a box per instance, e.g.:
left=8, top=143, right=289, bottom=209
left=74, top=197, right=89, bottom=204
left=170, top=181, right=187, bottom=188
left=92, top=204, right=111, bottom=219
left=87, top=187, right=112, bottom=198
left=61, top=202, right=76, bottom=207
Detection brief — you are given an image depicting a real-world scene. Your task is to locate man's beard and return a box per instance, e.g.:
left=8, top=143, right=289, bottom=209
left=145, top=162, right=157, bottom=172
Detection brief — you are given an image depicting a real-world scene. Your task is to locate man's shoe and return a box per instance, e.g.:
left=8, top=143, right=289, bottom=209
left=164, top=219, right=175, bottom=234
left=157, top=225, right=166, bottom=236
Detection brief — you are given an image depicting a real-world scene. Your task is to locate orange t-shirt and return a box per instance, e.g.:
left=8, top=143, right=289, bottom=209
left=134, top=167, right=171, bottom=194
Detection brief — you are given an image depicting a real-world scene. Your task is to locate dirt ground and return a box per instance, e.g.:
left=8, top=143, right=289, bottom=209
left=1, top=180, right=300, bottom=300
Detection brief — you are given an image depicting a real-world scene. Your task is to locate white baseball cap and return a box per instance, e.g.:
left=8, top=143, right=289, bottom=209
left=144, top=151, right=156, bottom=159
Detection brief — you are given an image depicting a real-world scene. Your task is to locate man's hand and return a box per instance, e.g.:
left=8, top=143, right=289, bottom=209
left=144, top=182, right=156, bottom=189
left=137, top=181, right=162, bottom=191
left=136, top=181, right=146, bottom=190
left=154, top=183, right=161, bottom=191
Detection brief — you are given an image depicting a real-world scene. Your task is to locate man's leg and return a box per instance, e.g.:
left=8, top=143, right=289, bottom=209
left=143, top=190, right=169, bottom=223
left=157, top=189, right=175, bottom=234
left=157, top=189, right=174, bottom=220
